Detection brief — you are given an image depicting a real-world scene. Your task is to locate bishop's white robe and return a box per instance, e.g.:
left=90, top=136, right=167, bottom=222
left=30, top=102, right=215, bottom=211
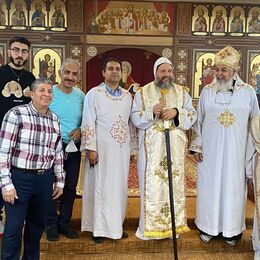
left=131, top=81, right=197, bottom=240
left=80, top=83, right=132, bottom=239
left=190, top=75, right=259, bottom=238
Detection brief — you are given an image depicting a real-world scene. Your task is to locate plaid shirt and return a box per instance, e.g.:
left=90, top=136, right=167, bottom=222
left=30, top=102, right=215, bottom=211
left=0, top=102, right=65, bottom=192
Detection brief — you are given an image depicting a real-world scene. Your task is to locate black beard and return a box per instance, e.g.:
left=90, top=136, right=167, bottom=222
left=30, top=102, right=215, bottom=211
left=10, top=56, right=27, bottom=67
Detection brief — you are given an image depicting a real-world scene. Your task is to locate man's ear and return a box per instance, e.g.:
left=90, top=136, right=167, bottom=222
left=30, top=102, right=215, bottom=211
left=29, top=90, right=33, bottom=99
left=58, top=69, right=61, bottom=77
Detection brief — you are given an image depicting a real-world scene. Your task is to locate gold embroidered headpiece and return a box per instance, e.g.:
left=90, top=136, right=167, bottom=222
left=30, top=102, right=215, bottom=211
left=215, top=46, right=240, bottom=70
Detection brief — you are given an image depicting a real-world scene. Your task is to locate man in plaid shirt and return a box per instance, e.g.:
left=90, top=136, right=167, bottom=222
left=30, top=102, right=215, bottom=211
left=0, top=78, right=65, bottom=260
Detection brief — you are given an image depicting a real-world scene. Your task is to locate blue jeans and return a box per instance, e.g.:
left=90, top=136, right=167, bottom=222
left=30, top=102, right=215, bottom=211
left=1, top=169, right=54, bottom=260
left=46, top=142, right=81, bottom=230
left=0, top=193, right=4, bottom=222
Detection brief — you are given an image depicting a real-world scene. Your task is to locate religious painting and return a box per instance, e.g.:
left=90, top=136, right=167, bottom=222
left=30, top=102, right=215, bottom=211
left=247, top=7, right=260, bottom=36
left=229, top=6, right=245, bottom=36
left=49, top=0, right=67, bottom=31
left=10, top=0, right=27, bottom=29
left=86, top=1, right=174, bottom=36
left=247, top=51, right=260, bottom=106
left=210, top=6, right=227, bottom=36
left=31, top=46, right=65, bottom=84
left=29, top=0, right=47, bottom=30
left=120, top=61, right=141, bottom=97
left=0, top=44, right=6, bottom=66
left=193, top=50, right=217, bottom=99
left=0, top=0, right=8, bottom=29
left=192, top=5, right=209, bottom=35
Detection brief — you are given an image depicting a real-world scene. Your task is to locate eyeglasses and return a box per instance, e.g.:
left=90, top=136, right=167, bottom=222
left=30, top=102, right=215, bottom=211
left=10, top=47, right=29, bottom=55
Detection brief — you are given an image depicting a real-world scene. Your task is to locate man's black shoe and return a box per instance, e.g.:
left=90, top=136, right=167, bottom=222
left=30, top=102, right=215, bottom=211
left=59, top=228, right=78, bottom=239
left=92, top=235, right=104, bottom=243
left=46, top=225, right=59, bottom=241
left=121, top=232, right=128, bottom=239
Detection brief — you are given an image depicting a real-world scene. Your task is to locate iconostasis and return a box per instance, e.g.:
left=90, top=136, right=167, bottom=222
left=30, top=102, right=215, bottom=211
left=0, top=0, right=259, bottom=99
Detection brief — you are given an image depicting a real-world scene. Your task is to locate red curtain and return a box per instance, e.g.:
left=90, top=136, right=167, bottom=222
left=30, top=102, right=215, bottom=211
left=86, top=48, right=160, bottom=92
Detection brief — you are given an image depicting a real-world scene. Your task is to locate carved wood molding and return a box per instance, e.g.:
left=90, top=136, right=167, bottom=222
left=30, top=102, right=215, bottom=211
left=68, top=0, right=83, bottom=32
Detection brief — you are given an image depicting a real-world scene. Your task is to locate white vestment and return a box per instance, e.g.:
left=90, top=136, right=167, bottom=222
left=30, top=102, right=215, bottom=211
left=251, top=115, right=260, bottom=257
left=190, top=74, right=259, bottom=237
left=80, top=83, right=132, bottom=239
left=131, top=81, right=197, bottom=240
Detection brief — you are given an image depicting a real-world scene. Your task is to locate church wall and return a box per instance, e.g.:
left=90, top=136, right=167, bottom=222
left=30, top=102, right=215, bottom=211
left=0, top=0, right=259, bottom=100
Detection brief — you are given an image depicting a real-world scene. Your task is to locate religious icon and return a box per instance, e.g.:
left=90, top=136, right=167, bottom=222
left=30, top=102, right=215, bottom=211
left=88, top=1, right=172, bottom=36
left=124, top=4, right=137, bottom=33
left=96, top=12, right=108, bottom=33
left=120, top=61, right=140, bottom=98
left=248, top=53, right=260, bottom=107
left=211, top=6, right=227, bottom=35
left=30, top=1, right=47, bottom=30
left=49, top=1, right=66, bottom=31
left=193, top=51, right=216, bottom=98
left=39, top=54, right=56, bottom=83
left=229, top=7, right=245, bottom=35
left=0, top=52, right=3, bottom=66
left=159, top=11, right=170, bottom=32
left=89, top=14, right=98, bottom=33
left=199, top=57, right=215, bottom=94
left=0, top=0, right=7, bottom=28
left=10, top=1, right=27, bottom=28
left=192, top=5, right=209, bottom=35
left=0, top=45, right=4, bottom=66
left=247, top=7, right=260, bottom=36
left=32, top=48, right=62, bottom=84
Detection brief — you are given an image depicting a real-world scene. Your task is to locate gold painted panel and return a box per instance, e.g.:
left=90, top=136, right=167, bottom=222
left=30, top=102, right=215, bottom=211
left=193, top=50, right=217, bottom=99
left=0, top=0, right=8, bottom=28
left=247, top=7, right=260, bottom=36
left=29, top=0, right=47, bottom=30
left=31, top=46, right=64, bottom=84
left=229, top=6, right=245, bottom=35
left=210, top=5, right=227, bottom=35
left=192, top=5, right=209, bottom=35
left=10, top=0, right=27, bottom=29
left=248, top=51, right=260, bottom=92
left=49, top=0, right=67, bottom=31
left=0, top=44, right=6, bottom=66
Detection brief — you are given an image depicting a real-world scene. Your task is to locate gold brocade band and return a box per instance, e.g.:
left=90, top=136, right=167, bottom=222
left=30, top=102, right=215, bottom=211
left=144, top=225, right=190, bottom=238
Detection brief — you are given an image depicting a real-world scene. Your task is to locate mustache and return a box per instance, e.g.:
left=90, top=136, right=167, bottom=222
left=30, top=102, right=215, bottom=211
left=161, top=76, right=172, bottom=81
left=65, top=79, right=75, bottom=83
left=10, top=56, right=27, bottom=67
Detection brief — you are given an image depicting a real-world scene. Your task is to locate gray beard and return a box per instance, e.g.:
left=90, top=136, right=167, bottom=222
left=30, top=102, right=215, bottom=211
left=214, top=78, right=234, bottom=92
left=155, top=77, right=174, bottom=89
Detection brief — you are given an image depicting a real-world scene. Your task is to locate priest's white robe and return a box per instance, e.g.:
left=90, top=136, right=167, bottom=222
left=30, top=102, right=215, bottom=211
left=190, top=75, right=259, bottom=238
left=80, top=83, right=132, bottom=239
left=131, top=81, right=197, bottom=240
left=251, top=115, right=260, bottom=257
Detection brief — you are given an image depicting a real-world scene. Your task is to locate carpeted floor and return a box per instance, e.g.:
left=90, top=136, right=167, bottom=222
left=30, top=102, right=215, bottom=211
left=40, top=197, right=255, bottom=260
